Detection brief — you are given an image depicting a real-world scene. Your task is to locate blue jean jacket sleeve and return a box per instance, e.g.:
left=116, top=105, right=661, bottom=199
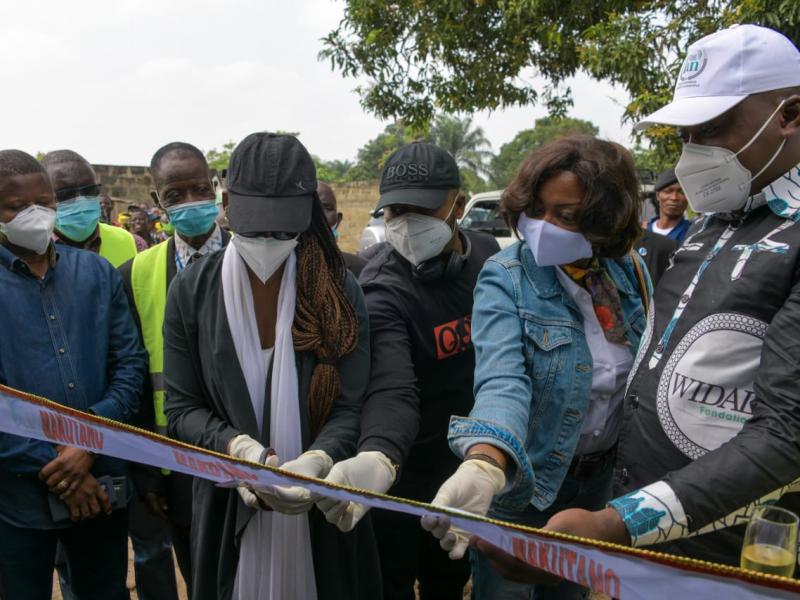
left=448, top=258, right=534, bottom=498
left=90, top=271, right=146, bottom=423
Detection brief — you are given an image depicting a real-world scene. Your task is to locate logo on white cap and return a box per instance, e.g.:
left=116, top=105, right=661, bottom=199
left=678, top=49, right=707, bottom=85
left=636, top=24, right=800, bottom=130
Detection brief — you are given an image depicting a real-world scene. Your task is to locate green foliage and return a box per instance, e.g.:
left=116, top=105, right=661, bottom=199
left=320, top=0, right=628, bottom=130
left=630, top=143, right=676, bottom=174
left=322, top=0, right=800, bottom=162
left=347, top=121, right=423, bottom=181
left=314, top=157, right=355, bottom=183
left=490, top=116, right=599, bottom=188
left=428, top=114, right=493, bottom=192
left=429, top=114, right=492, bottom=175
left=205, top=140, right=236, bottom=172
left=460, top=167, right=491, bottom=194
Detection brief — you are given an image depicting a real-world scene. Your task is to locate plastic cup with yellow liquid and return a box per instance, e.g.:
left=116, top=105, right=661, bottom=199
left=741, top=506, right=798, bottom=578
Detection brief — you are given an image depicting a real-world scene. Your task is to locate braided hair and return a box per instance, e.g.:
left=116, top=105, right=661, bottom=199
left=292, top=192, right=358, bottom=438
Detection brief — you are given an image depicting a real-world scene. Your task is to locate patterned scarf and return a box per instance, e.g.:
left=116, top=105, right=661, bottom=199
left=563, top=258, right=629, bottom=345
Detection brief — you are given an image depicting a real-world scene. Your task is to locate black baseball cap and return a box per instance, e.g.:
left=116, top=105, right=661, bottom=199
left=655, top=168, right=679, bottom=193
left=227, top=132, right=317, bottom=235
left=376, top=142, right=460, bottom=211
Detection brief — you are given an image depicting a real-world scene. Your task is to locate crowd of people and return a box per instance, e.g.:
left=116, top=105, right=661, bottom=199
left=0, top=22, right=799, bottom=600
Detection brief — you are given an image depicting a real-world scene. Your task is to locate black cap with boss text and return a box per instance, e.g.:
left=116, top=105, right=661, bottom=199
left=376, top=142, right=461, bottom=211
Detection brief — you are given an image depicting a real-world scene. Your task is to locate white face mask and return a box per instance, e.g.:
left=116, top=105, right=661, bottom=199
left=0, top=204, right=56, bottom=255
left=675, top=100, right=787, bottom=214
left=231, top=234, right=298, bottom=283
left=517, top=213, right=592, bottom=267
left=384, top=199, right=457, bottom=266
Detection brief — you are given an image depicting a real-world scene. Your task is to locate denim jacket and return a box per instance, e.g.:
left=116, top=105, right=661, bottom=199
left=448, top=241, right=650, bottom=512
left=0, top=243, right=146, bottom=528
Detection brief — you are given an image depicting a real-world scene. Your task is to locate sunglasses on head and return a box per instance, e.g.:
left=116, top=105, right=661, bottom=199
left=55, top=183, right=102, bottom=203
left=238, top=231, right=299, bottom=241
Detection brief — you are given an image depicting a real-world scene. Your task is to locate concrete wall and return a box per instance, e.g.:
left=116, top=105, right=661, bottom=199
left=92, top=163, right=379, bottom=254
left=94, top=164, right=156, bottom=205
left=329, top=180, right=380, bottom=253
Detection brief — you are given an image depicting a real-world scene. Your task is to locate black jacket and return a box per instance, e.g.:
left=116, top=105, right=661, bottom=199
left=637, top=229, right=677, bottom=288
left=162, top=249, right=379, bottom=600
left=357, top=230, right=500, bottom=494
left=343, top=251, right=367, bottom=278
left=617, top=204, right=800, bottom=565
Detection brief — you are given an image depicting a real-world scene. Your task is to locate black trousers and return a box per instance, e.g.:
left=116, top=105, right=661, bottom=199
left=372, top=476, right=470, bottom=600
left=163, top=471, right=193, bottom=584
left=0, top=509, right=128, bottom=600
left=129, top=471, right=193, bottom=599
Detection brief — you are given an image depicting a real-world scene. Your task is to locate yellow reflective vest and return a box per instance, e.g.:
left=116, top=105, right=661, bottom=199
left=130, top=239, right=170, bottom=435
left=98, top=223, right=138, bottom=268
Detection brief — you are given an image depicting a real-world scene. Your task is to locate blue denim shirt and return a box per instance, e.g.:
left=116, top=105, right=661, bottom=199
left=0, top=243, right=146, bottom=528
left=448, top=242, right=650, bottom=512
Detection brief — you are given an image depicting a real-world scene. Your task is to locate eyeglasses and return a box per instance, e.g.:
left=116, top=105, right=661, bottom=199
left=55, top=184, right=102, bottom=203
left=238, top=231, right=299, bottom=241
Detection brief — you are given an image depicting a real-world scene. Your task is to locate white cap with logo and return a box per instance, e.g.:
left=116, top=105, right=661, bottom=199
left=636, top=24, right=800, bottom=130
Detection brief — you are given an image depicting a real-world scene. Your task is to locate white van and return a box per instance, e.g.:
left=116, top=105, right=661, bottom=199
left=459, top=190, right=516, bottom=248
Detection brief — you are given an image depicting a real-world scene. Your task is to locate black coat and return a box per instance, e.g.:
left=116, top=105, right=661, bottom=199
left=636, top=229, right=677, bottom=288
left=162, top=249, right=380, bottom=600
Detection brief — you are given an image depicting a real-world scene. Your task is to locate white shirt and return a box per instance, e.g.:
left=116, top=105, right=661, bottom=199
left=174, top=224, right=223, bottom=272
left=555, top=268, right=633, bottom=457
left=651, top=222, right=674, bottom=236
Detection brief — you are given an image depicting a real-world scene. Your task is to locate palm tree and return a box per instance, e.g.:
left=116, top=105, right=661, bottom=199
left=429, top=114, right=493, bottom=179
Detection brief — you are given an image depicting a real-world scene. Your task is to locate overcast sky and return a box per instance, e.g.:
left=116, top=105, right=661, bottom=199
left=2, top=0, right=634, bottom=166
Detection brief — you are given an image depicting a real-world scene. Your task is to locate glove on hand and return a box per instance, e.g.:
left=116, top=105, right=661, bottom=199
left=421, top=459, right=505, bottom=559
left=228, top=434, right=273, bottom=509
left=252, top=450, right=333, bottom=515
left=229, top=434, right=269, bottom=464
left=315, top=451, right=396, bottom=532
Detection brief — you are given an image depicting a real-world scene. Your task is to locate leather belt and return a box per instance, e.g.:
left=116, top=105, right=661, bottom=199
left=568, top=445, right=617, bottom=480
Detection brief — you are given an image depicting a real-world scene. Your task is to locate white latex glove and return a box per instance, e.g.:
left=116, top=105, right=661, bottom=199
left=228, top=434, right=270, bottom=464
left=228, top=434, right=274, bottom=509
left=252, top=450, right=333, bottom=515
left=315, top=451, right=396, bottom=532
left=237, top=455, right=280, bottom=509
left=421, top=459, right=506, bottom=560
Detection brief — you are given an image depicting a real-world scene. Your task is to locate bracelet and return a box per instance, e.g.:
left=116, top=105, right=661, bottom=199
left=464, top=453, right=503, bottom=471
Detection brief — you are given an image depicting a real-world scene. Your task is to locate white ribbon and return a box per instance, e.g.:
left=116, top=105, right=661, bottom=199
left=2, top=386, right=799, bottom=600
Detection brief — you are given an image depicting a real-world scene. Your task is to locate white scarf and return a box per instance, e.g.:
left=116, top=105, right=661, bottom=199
left=222, top=242, right=317, bottom=600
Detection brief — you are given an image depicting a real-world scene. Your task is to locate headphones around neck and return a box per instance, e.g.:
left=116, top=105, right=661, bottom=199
left=413, top=231, right=470, bottom=281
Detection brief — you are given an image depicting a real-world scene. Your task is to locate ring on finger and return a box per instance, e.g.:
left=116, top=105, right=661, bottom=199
left=57, top=479, right=69, bottom=491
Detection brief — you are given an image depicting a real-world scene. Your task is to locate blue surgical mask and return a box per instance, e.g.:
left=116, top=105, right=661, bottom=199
left=165, top=200, right=218, bottom=237
left=331, top=224, right=340, bottom=240
left=55, top=196, right=101, bottom=242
